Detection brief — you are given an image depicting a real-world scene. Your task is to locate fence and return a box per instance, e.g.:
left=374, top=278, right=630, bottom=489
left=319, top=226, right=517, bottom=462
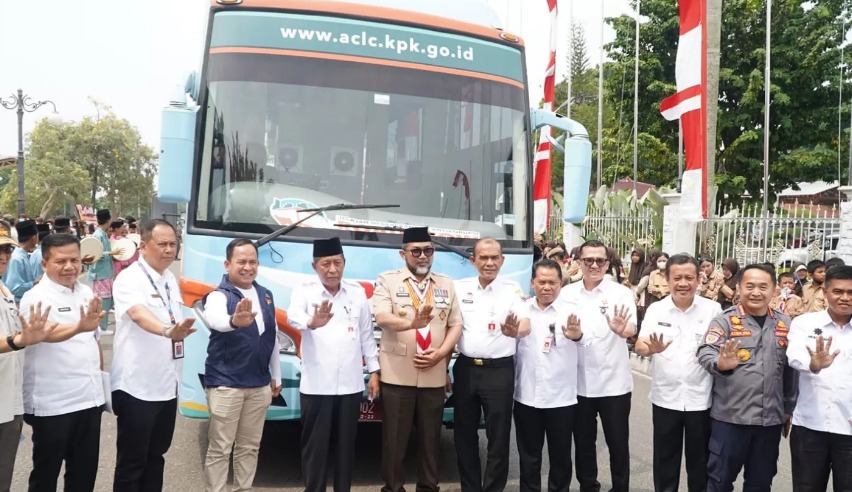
left=552, top=199, right=840, bottom=267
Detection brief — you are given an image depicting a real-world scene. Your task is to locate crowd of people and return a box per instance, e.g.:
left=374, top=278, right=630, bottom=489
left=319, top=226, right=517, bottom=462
left=0, top=225, right=849, bottom=492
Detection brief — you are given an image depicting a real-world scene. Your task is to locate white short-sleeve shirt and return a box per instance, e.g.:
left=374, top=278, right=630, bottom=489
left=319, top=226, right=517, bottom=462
left=643, top=295, right=722, bottom=411
left=558, top=278, right=637, bottom=398
left=21, top=277, right=104, bottom=417
left=110, top=258, right=184, bottom=402
left=454, top=277, right=528, bottom=359
left=514, top=297, right=588, bottom=408
left=0, top=281, right=23, bottom=423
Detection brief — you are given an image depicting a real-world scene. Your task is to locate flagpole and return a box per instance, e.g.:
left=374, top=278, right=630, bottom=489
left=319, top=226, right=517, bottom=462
left=633, top=0, right=640, bottom=195
left=597, top=0, right=604, bottom=189
left=762, top=0, right=771, bottom=214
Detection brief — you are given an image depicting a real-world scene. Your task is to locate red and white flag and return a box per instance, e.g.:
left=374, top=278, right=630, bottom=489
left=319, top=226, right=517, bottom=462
left=533, top=0, right=558, bottom=233
left=659, top=0, right=707, bottom=219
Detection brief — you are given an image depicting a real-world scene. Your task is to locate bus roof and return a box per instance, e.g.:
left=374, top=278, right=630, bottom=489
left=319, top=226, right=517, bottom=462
left=210, top=0, right=523, bottom=46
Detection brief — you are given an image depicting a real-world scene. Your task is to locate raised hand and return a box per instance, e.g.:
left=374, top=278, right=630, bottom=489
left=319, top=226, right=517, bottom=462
left=230, top=298, right=257, bottom=328
left=17, top=302, right=57, bottom=346
left=717, top=339, right=742, bottom=371
left=563, top=313, right=583, bottom=341
left=807, top=335, right=840, bottom=373
left=605, top=304, right=633, bottom=335
left=167, top=317, right=197, bottom=341
left=501, top=312, right=521, bottom=338
left=646, top=332, right=673, bottom=355
left=410, top=305, right=434, bottom=330
left=77, top=298, right=105, bottom=333
left=308, top=300, right=334, bottom=329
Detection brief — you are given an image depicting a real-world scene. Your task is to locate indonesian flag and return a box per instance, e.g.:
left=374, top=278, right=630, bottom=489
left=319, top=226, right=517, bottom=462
left=533, top=0, right=558, bottom=233
left=659, top=0, right=707, bottom=219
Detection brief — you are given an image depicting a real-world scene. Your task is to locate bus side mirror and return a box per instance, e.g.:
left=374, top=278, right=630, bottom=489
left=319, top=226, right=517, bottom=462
left=158, top=74, right=199, bottom=204
left=529, top=109, right=592, bottom=223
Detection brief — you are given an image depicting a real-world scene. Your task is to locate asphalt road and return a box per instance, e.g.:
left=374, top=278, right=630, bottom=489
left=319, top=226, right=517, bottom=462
left=12, top=328, right=809, bottom=492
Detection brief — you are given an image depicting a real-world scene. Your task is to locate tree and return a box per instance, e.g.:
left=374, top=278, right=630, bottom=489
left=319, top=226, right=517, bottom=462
left=0, top=121, right=90, bottom=218
left=0, top=110, right=157, bottom=218
left=604, top=0, right=848, bottom=206
left=568, top=22, right=590, bottom=80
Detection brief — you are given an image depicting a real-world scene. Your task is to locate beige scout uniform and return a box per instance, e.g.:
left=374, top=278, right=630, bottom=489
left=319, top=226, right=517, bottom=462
left=769, top=293, right=805, bottom=318
left=373, top=268, right=462, bottom=388
left=700, top=270, right=725, bottom=301
left=802, top=283, right=827, bottom=313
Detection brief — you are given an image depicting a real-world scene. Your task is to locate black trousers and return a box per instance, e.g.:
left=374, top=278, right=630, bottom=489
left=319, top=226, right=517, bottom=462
left=513, top=401, right=575, bottom=492
left=706, top=419, right=781, bottom=492
left=652, top=405, right=711, bottom=492
left=112, top=390, right=177, bottom=492
left=573, top=393, right=631, bottom=492
left=300, top=392, right=361, bottom=492
left=380, top=383, right=445, bottom=492
left=790, top=425, right=852, bottom=491
left=24, top=406, right=103, bottom=492
left=452, top=355, right=514, bottom=492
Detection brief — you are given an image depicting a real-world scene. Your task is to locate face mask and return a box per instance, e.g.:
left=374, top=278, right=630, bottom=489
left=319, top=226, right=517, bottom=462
left=657, top=262, right=667, bottom=269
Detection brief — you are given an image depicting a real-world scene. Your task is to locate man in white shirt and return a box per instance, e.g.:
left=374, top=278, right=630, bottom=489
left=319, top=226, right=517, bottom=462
left=635, top=253, right=722, bottom=491
left=514, top=258, right=586, bottom=491
left=201, top=238, right=282, bottom=492
left=110, top=219, right=196, bottom=492
left=287, top=237, right=380, bottom=492
left=19, top=233, right=107, bottom=492
left=0, top=219, right=56, bottom=492
left=558, top=239, right=636, bottom=492
left=787, top=265, right=852, bottom=490
left=453, top=238, right=529, bottom=492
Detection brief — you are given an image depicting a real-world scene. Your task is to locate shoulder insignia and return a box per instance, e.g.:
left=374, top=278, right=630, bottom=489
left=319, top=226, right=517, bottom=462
left=703, top=325, right=726, bottom=345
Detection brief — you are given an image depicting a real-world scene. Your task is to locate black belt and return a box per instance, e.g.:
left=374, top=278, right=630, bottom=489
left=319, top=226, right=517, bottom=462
left=457, top=354, right=514, bottom=368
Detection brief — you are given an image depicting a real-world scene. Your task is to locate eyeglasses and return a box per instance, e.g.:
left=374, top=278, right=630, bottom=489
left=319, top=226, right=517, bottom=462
left=549, top=323, right=557, bottom=346
left=407, top=247, right=435, bottom=258
left=581, top=257, right=609, bottom=267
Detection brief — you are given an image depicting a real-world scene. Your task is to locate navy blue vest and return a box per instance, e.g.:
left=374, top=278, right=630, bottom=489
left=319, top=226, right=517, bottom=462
left=203, top=275, right=277, bottom=388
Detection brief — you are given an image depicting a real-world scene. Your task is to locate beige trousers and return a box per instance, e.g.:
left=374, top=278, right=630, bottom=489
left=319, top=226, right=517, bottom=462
left=204, top=385, right=271, bottom=492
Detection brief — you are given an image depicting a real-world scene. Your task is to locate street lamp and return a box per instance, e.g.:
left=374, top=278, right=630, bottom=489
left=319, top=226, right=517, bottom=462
left=0, top=89, right=58, bottom=217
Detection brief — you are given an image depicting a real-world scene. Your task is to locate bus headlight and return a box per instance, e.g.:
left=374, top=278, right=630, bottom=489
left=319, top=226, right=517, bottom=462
left=277, top=331, right=297, bottom=355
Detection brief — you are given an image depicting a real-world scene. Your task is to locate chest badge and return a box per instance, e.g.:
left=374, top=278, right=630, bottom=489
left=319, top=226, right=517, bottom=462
left=439, top=310, right=447, bottom=321
left=599, top=300, right=608, bottom=315
left=737, top=348, right=751, bottom=362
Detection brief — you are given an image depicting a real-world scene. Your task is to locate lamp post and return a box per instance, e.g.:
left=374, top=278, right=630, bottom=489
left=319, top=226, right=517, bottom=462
left=0, top=89, right=58, bottom=217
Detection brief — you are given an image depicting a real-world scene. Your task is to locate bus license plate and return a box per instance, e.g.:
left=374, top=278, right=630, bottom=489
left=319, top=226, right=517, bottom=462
left=358, top=399, right=382, bottom=422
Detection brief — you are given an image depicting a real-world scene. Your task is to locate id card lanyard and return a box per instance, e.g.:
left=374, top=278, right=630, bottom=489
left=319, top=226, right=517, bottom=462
left=138, top=263, right=182, bottom=359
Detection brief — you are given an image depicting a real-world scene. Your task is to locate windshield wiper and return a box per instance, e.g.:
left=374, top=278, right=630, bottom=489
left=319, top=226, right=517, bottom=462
left=255, top=203, right=400, bottom=247
left=332, top=223, right=472, bottom=261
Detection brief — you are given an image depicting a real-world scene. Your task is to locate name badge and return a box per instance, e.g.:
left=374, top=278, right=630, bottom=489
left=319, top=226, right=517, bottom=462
left=542, top=335, right=553, bottom=353
left=151, top=294, right=162, bottom=299
left=348, top=326, right=356, bottom=340
left=172, top=340, right=184, bottom=359
left=395, top=292, right=410, bottom=298
left=58, top=307, right=71, bottom=313
left=658, top=322, right=671, bottom=327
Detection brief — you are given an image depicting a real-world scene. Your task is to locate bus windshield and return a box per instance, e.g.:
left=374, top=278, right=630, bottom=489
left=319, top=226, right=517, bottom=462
left=194, top=12, right=530, bottom=245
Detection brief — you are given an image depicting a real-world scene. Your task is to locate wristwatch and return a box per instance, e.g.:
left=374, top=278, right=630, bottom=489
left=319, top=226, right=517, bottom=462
left=6, top=331, right=23, bottom=351
left=161, top=325, right=172, bottom=338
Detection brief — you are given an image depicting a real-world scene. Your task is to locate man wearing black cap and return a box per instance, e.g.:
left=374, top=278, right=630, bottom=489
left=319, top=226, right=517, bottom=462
left=29, top=223, right=51, bottom=279
left=373, top=226, right=463, bottom=492
left=4, top=220, right=40, bottom=303
left=287, top=236, right=380, bottom=492
left=53, top=217, right=72, bottom=234
left=87, top=209, right=125, bottom=333
left=201, top=238, right=281, bottom=492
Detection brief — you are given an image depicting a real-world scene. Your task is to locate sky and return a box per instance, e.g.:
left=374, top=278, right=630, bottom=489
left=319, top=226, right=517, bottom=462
left=0, top=0, right=630, bottom=157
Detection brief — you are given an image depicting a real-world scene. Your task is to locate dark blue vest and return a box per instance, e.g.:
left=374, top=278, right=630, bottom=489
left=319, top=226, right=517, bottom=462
left=203, top=275, right=277, bottom=388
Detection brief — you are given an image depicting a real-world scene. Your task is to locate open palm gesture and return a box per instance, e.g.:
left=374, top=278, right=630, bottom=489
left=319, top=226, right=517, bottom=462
left=77, top=298, right=105, bottom=333
left=563, top=313, right=583, bottom=341
left=308, top=300, right=334, bottom=329
left=717, top=339, right=742, bottom=371
left=500, top=313, right=521, bottom=338
left=605, top=304, right=632, bottom=335
left=410, top=305, right=434, bottom=330
left=231, top=298, right=257, bottom=328
left=646, top=333, right=673, bottom=355
left=808, top=335, right=840, bottom=373
left=18, top=302, right=57, bottom=346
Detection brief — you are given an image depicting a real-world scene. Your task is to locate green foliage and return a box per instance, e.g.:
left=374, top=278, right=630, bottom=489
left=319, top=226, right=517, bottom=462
left=0, top=106, right=157, bottom=218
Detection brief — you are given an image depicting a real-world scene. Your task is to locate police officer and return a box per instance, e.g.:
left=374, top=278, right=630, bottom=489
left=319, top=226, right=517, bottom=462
left=453, top=238, right=529, bottom=492
left=697, top=264, right=798, bottom=492
left=373, top=226, right=463, bottom=492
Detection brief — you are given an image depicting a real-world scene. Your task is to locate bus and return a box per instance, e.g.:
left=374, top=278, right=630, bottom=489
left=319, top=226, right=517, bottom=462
left=157, top=0, right=591, bottom=422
